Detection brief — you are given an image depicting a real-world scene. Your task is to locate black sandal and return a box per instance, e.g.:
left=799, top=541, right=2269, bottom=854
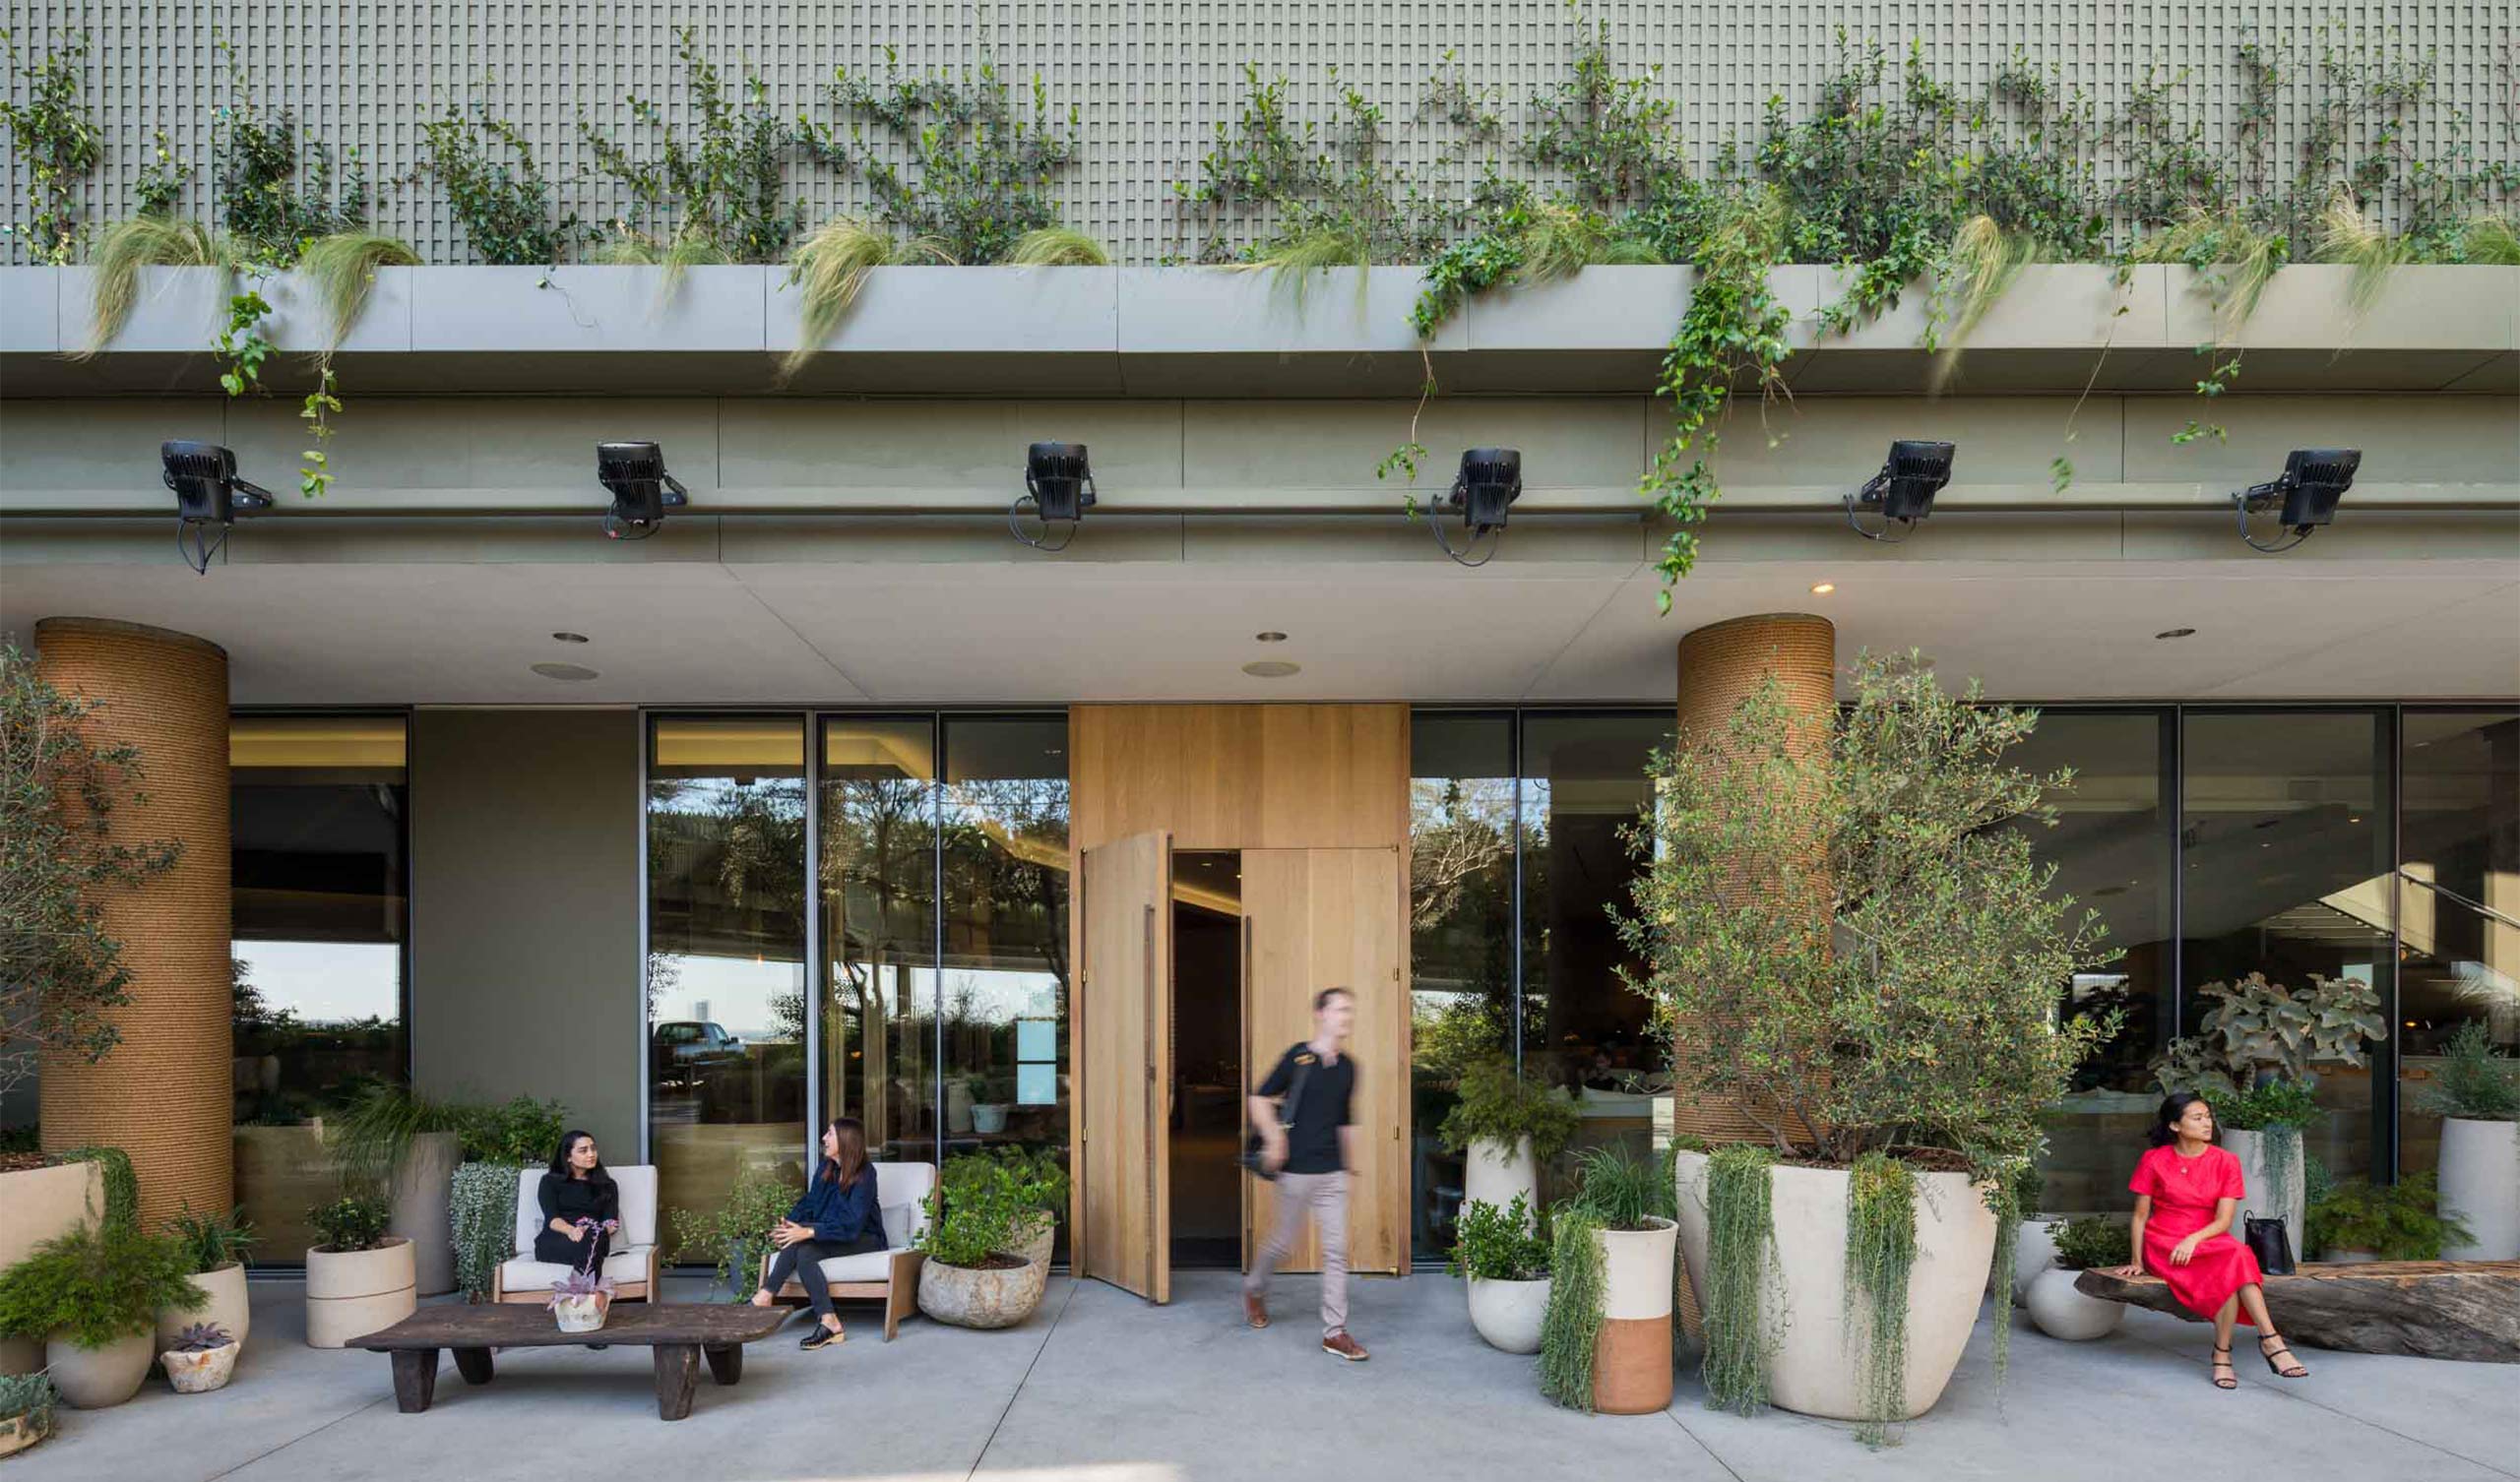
left=2258, top=1332, right=2307, bottom=1379
left=2210, top=1346, right=2237, bottom=1389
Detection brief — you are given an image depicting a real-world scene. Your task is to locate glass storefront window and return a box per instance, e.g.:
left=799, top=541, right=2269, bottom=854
left=648, top=716, right=809, bottom=1244
left=2398, top=710, right=2520, bottom=1179
left=820, top=717, right=938, bottom=1165
left=230, top=713, right=408, bottom=1265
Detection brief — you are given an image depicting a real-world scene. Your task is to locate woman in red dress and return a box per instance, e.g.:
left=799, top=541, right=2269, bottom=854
left=2110, top=1091, right=2311, bottom=1389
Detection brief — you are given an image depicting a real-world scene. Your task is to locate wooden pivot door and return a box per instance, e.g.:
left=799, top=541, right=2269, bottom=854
left=1077, top=831, right=1173, bottom=1302
left=1241, top=846, right=1406, bottom=1275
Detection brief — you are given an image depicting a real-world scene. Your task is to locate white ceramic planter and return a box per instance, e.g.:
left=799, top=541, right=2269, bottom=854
left=1464, top=1136, right=1538, bottom=1216
left=2437, top=1118, right=2519, bottom=1261
left=1466, top=1274, right=1550, bottom=1353
left=1675, top=1151, right=1996, bottom=1423
left=1591, top=1216, right=1678, bottom=1414
left=158, top=1262, right=251, bottom=1353
left=391, top=1131, right=462, bottom=1296
left=919, top=1256, right=1048, bottom=1328
left=2025, top=1266, right=2125, bottom=1340
left=973, top=1104, right=1010, bottom=1136
left=304, top=1237, right=417, bottom=1349
left=2008, top=1218, right=2058, bottom=1302
left=2222, top=1130, right=2305, bottom=1263
left=159, top=1341, right=241, bottom=1393
left=45, top=1329, right=155, bottom=1408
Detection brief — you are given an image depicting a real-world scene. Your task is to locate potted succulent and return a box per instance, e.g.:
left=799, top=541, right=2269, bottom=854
left=1448, top=1193, right=1551, bottom=1353
left=0, top=1373, right=56, bottom=1459
left=2024, top=1218, right=2131, bottom=1340
left=547, top=1218, right=620, bottom=1332
left=2305, top=1173, right=2472, bottom=1263
left=0, top=1222, right=204, bottom=1408
left=943, top=1146, right=1069, bottom=1266
left=1537, top=1142, right=1676, bottom=1414
left=302, top=1195, right=414, bottom=1348
left=158, top=1321, right=240, bottom=1392
left=2414, top=1022, right=2520, bottom=1260
left=158, top=1204, right=257, bottom=1353
left=1438, top=1058, right=1583, bottom=1217
left=915, top=1160, right=1046, bottom=1328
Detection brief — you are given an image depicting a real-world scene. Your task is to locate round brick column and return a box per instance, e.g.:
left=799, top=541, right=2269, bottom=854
left=35, top=617, right=233, bottom=1230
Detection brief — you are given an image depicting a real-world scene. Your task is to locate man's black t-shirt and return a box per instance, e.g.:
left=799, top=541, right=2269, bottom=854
left=1255, top=1041, right=1354, bottom=1176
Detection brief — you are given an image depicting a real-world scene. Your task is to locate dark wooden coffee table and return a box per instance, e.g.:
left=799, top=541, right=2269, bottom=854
left=354, top=1303, right=793, bottom=1420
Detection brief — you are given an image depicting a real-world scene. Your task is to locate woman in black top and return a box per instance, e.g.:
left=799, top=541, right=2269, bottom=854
left=535, top=1130, right=620, bottom=1269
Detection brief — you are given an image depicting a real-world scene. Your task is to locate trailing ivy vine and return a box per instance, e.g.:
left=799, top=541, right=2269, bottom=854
left=581, top=27, right=817, bottom=264
left=1845, top=1152, right=1920, bottom=1449
left=215, top=42, right=368, bottom=261
left=816, top=51, right=1085, bottom=265
left=414, top=95, right=576, bottom=266
left=1535, top=1205, right=1605, bottom=1412
left=0, top=29, right=99, bottom=265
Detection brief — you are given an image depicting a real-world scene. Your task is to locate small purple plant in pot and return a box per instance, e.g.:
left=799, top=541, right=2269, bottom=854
left=548, top=1218, right=621, bottom=1332
left=159, top=1322, right=240, bottom=1393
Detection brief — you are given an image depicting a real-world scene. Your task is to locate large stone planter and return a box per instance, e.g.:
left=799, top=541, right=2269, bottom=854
left=391, top=1131, right=461, bottom=1295
left=1676, top=1151, right=1996, bottom=1423
left=1592, top=1216, right=1678, bottom=1414
left=159, top=1340, right=240, bottom=1393
left=1464, top=1136, right=1538, bottom=1216
left=45, top=1330, right=155, bottom=1409
left=304, top=1237, right=416, bottom=1348
left=1467, top=1274, right=1550, bottom=1353
left=158, top=1262, right=251, bottom=1353
left=2222, top=1130, right=2305, bottom=1263
left=918, top=1256, right=1048, bottom=1328
left=0, top=1161, right=102, bottom=1376
left=2025, top=1266, right=2124, bottom=1340
left=1016, top=1214, right=1057, bottom=1268
left=2438, top=1117, right=2519, bottom=1261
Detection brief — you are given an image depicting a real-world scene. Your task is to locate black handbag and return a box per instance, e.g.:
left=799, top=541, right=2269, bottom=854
left=2241, top=1208, right=2296, bottom=1275
left=1237, top=1049, right=1309, bottom=1182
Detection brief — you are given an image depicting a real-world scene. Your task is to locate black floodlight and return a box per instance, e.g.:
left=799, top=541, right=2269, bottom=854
left=161, top=441, right=274, bottom=574
left=596, top=441, right=689, bottom=540
left=1844, top=440, right=1957, bottom=542
left=1430, top=447, right=1523, bottom=568
left=1012, top=442, right=1096, bottom=551
left=2233, top=448, right=2360, bottom=553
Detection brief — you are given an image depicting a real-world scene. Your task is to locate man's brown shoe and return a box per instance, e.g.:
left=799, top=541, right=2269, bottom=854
left=1322, top=1330, right=1369, bottom=1362
left=1243, top=1292, right=1268, bottom=1329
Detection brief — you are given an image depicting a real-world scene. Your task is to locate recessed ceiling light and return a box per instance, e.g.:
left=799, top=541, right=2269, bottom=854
left=1809, top=582, right=1836, bottom=595
left=1241, top=660, right=1300, bottom=679
left=531, top=662, right=600, bottom=682
left=2156, top=628, right=2197, bottom=640
left=551, top=632, right=590, bottom=644
left=1255, top=631, right=1289, bottom=643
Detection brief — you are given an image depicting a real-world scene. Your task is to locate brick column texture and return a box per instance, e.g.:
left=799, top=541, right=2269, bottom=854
left=35, top=617, right=233, bottom=1230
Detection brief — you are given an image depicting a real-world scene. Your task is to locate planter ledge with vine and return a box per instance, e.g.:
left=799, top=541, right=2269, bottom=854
left=2165, top=264, right=2519, bottom=352
left=1113, top=266, right=1466, bottom=395
left=52, top=265, right=413, bottom=353
left=410, top=266, right=767, bottom=352
left=0, top=266, right=59, bottom=353
left=770, top=265, right=1122, bottom=395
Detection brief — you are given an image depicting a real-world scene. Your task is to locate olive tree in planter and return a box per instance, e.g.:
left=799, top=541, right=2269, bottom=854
left=1448, top=1193, right=1551, bottom=1353
left=915, top=1162, right=1046, bottom=1329
left=2415, top=1022, right=2520, bottom=1260
left=1535, top=1142, right=1675, bottom=1414
left=0, top=1222, right=202, bottom=1408
left=1624, top=652, right=2114, bottom=1446
left=1438, top=1058, right=1582, bottom=1217
left=157, top=1204, right=257, bottom=1353
left=302, top=1195, right=413, bottom=1348
left=2024, top=1218, right=2130, bottom=1341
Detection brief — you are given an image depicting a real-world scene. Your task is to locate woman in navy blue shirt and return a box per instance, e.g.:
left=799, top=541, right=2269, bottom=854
left=751, top=1117, right=885, bottom=1349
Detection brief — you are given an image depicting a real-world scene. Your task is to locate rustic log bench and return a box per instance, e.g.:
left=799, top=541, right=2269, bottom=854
left=354, top=1303, right=793, bottom=1419
left=2075, top=1261, right=2520, bottom=1363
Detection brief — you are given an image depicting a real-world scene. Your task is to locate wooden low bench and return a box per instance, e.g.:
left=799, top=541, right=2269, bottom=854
left=354, top=1303, right=792, bottom=1420
left=2075, top=1261, right=2520, bottom=1363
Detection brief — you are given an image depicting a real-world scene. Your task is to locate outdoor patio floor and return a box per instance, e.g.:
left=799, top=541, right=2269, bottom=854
left=14, top=1269, right=2513, bottom=1482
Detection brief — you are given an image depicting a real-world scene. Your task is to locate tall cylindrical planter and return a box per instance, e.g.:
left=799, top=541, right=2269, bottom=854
left=2437, top=1117, right=2520, bottom=1261
left=392, top=1131, right=462, bottom=1295
left=2221, top=1130, right=2303, bottom=1263
left=1675, top=1151, right=1996, bottom=1423
left=45, top=1331, right=156, bottom=1409
left=1464, top=1136, right=1537, bottom=1215
left=304, top=1237, right=416, bottom=1349
left=157, top=1262, right=251, bottom=1353
left=1591, top=1217, right=1677, bottom=1415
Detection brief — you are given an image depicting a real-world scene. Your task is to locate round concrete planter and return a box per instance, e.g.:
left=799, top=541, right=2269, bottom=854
left=158, top=1263, right=251, bottom=1353
left=158, top=1340, right=240, bottom=1393
left=1467, top=1274, right=1549, bottom=1353
left=2437, top=1117, right=2519, bottom=1261
left=304, top=1237, right=416, bottom=1349
left=1591, top=1216, right=1677, bottom=1414
left=1675, top=1151, right=1996, bottom=1423
left=2024, top=1266, right=2124, bottom=1341
left=1464, top=1136, right=1538, bottom=1216
left=2221, top=1130, right=2304, bottom=1262
left=919, top=1255, right=1048, bottom=1328
left=2008, top=1218, right=2058, bottom=1302
left=391, top=1131, right=462, bottom=1296
left=45, top=1329, right=155, bottom=1408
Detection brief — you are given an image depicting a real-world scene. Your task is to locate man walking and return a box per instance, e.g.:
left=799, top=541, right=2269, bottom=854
left=1244, top=985, right=1369, bottom=1361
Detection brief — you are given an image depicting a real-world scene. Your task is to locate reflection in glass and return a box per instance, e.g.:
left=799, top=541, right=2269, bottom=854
left=820, top=717, right=938, bottom=1166
left=230, top=714, right=408, bottom=1266
left=1409, top=712, right=1517, bottom=1261
left=648, top=716, right=809, bottom=1244
left=2398, top=710, right=2520, bottom=1178
left=2181, top=710, right=2392, bottom=1183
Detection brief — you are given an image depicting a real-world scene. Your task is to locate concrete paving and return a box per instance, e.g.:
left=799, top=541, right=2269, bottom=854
left=11, top=1270, right=2513, bottom=1482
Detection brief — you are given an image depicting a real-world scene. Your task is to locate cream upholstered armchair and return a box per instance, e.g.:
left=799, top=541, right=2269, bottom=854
left=491, top=1164, right=661, bottom=1304
left=761, top=1161, right=934, bottom=1340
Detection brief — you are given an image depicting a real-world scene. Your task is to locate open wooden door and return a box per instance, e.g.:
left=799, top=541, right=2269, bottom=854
left=1076, top=831, right=1173, bottom=1302
left=1241, top=846, right=1406, bottom=1275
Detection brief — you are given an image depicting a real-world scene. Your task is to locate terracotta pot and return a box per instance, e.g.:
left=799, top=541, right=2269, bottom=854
left=1591, top=1217, right=1677, bottom=1414
left=918, top=1255, right=1047, bottom=1328
left=1467, top=1274, right=1550, bottom=1353
left=304, top=1237, right=416, bottom=1348
left=158, top=1263, right=251, bottom=1353
left=45, top=1329, right=155, bottom=1408
left=159, top=1340, right=241, bottom=1393
left=2025, top=1266, right=2124, bottom=1340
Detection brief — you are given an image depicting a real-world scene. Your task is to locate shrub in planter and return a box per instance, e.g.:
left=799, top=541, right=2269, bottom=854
left=158, top=1321, right=239, bottom=1392
left=1537, top=1142, right=1675, bottom=1414
left=2413, top=1022, right=2520, bottom=1260
left=446, top=1096, right=569, bottom=1301
left=915, top=1161, right=1046, bottom=1328
left=0, top=1372, right=56, bottom=1458
left=942, top=1146, right=1068, bottom=1266
left=1448, top=1194, right=1551, bottom=1353
left=1624, top=653, right=2115, bottom=1445
left=303, top=1195, right=413, bottom=1348
left=2305, top=1173, right=2471, bottom=1263
left=671, top=1168, right=803, bottom=1301
left=2025, top=1218, right=2130, bottom=1340
left=1438, top=1058, right=1582, bottom=1213
left=158, top=1204, right=257, bottom=1352
left=324, top=1084, right=473, bottom=1295
left=0, top=1222, right=202, bottom=1408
